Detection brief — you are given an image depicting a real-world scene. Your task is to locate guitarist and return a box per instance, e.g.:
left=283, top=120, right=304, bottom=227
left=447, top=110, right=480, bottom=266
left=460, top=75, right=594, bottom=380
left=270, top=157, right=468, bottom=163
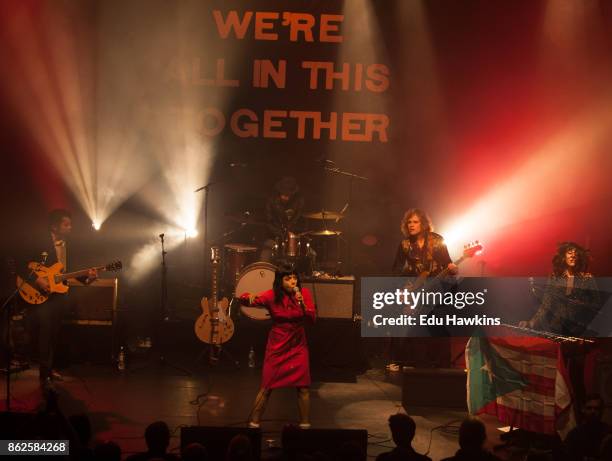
left=29, top=209, right=97, bottom=385
left=389, top=209, right=457, bottom=369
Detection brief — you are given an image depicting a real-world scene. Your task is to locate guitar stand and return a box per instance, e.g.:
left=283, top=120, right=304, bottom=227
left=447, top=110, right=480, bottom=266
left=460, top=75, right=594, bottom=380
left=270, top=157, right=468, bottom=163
left=193, top=343, right=240, bottom=370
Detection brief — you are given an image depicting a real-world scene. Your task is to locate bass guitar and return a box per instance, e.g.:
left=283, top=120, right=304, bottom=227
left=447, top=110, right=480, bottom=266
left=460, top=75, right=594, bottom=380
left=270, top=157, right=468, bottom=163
left=403, top=241, right=483, bottom=314
left=195, top=247, right=235, bottom=348
left=17, top=260, right=122, bottom=304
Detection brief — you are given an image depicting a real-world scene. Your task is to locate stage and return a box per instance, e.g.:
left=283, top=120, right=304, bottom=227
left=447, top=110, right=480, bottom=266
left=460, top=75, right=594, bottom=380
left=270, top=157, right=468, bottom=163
left=1, top=362, right=486, bottom=460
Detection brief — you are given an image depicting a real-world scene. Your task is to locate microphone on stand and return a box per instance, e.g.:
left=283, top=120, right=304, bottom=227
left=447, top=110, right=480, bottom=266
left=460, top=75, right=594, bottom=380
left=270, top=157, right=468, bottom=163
left=229, top=162, right=248, bottom=168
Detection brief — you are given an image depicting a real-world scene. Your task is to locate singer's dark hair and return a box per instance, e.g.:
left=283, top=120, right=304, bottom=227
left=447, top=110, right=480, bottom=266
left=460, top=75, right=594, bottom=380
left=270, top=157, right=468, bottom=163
left=552, top=241, right=590, bottom=276
left=273, top=263, right=301, bottom=304
left=48, top=208, right=72, bottom=230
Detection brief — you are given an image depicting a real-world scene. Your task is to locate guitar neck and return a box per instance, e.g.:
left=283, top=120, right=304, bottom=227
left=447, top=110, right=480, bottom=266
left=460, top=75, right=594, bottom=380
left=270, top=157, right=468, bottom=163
left=211, top=262, right=219, bottom=309
left=60, top=265, right=107, bottom=281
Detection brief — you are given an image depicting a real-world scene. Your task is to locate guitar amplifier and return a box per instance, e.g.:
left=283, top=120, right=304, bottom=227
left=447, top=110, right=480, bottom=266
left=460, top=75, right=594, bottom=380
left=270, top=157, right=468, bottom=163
left=302, top=276, right=355, bottom=319
left=65, top=277, right=118, bottom=325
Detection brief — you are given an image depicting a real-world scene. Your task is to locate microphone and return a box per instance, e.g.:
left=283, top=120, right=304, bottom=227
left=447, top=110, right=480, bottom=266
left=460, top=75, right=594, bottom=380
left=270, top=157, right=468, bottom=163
left=293, top=286, right=306, bottom=308
left=229, top=162, right=247, bottom=168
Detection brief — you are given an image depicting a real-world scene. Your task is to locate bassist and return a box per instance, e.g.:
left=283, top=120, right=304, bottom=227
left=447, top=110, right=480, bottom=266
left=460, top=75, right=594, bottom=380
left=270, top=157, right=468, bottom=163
left=389, top=209, right=457, bottom=369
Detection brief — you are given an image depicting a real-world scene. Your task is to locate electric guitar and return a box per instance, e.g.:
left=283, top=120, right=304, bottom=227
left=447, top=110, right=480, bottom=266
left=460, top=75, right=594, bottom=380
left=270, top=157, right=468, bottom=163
left=17, top=260, right=122, bottom=304
left=195, top=247, right=235, bottom=349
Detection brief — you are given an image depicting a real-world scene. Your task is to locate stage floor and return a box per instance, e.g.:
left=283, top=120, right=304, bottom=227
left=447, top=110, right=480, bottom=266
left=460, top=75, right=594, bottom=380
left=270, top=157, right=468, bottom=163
left=0, top=361, right=522, bottom=460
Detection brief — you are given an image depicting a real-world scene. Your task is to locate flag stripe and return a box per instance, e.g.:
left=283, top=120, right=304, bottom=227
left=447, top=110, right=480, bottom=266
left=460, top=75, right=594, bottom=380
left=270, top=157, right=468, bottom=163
left=486, top=334, right=561, bottom=359
left=495, top=389, right=556, bottom=416
left=478, top=400, right=557, bottom=435
left=489, top=342, right=557, bottom=379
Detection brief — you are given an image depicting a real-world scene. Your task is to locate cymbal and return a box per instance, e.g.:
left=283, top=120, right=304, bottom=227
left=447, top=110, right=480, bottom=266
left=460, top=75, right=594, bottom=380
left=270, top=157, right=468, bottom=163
left=307, top=229, right=342, bottom=236
left=225, top=211, right=265, bottom=225
left=303, top=211, right=345, bottom=220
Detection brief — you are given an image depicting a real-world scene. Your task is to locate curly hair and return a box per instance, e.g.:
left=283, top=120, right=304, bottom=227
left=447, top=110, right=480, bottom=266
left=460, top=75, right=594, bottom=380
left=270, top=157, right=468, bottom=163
left=400, top=208, right=432, bottom=237
left=273, top=263, right=302, bottom=304
left=552, top=241, right=590, bottom=276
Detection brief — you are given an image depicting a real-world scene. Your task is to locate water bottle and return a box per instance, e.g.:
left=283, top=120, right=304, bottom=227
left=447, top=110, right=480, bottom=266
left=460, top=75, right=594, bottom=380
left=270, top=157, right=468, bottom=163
left=248, top=346, right=255, bottom=368
left=117, top=346, right=126, bottom=371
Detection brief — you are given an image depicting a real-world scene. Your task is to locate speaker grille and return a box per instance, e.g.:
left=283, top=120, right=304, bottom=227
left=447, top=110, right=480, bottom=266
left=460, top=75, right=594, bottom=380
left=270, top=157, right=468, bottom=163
left=303, top=277, right=355, bottom=319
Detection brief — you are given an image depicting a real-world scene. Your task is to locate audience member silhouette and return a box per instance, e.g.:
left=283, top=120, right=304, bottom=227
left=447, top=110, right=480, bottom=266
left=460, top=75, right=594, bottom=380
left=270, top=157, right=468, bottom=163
left=93, top=440, right=121, bottom=461
left=226, top=434, right=255, bottom=461
left=564, top=394, right=610, bottom=461
left=376, top=413, right=431, bottom=461
left=125, top=421, right=179, bottom=461
left=441, top=417, right=501, bottom=461
left=182, top=442, right=208, bottom=461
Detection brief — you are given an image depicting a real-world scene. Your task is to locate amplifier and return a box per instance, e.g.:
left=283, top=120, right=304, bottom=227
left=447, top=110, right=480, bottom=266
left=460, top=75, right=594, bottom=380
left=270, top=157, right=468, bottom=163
left=66, top=277, right=118, bottom=325
left=302, top=276, right=355, bottom=319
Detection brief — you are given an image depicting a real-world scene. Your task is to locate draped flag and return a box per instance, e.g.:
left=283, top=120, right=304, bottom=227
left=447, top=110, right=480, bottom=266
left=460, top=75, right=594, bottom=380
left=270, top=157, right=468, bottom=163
left=466, top=334, right=576, bottom=437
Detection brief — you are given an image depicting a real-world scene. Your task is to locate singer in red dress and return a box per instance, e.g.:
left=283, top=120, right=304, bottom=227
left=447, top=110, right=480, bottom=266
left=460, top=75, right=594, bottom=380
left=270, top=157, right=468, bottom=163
left=239, top=265, right=316, bottom=428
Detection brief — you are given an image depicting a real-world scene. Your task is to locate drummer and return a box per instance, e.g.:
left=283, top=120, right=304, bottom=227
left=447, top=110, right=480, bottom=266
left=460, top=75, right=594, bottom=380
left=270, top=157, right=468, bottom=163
left=262, top=177, right=304, bottom=261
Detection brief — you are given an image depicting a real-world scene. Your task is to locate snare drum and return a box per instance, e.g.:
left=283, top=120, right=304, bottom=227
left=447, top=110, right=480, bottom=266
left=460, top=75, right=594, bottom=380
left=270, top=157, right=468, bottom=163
left=235, top=262, right=276, bottom=321
left=224, top=243, right=258, bottom=286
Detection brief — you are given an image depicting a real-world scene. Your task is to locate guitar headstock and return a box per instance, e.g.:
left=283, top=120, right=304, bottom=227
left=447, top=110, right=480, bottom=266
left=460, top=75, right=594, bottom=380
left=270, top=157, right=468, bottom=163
left=105, top=260, right=123, bottom=272
left=210, top=246, right=221, bottom=265
left=463, top=241, right=483, bottom=258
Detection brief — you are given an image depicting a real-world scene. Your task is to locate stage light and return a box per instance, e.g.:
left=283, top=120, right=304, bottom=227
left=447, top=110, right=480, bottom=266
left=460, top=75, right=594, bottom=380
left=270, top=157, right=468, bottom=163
left=92, top=220, right=101, bottom=231
left=439, top=101, right=612, bottom=265
left=185, top=228, right=199, bottom=238
left=0, top=3, right=156, bottom=228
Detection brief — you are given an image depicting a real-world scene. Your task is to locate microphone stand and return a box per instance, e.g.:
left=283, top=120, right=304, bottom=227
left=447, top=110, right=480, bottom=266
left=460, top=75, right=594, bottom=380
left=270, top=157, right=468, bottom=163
left=322, top=164, right=368, bottom=274
left=132, top=235, right=191, bottom=375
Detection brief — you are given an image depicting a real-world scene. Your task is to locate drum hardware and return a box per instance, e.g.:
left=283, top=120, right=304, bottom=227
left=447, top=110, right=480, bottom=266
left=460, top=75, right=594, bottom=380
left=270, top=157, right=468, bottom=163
left=320, top=163, right=369, bottom=273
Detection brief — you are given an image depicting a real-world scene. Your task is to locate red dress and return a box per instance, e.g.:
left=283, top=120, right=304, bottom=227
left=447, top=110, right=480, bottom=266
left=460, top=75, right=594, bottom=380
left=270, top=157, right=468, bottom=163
left=241, top=288, right=316, bottom=389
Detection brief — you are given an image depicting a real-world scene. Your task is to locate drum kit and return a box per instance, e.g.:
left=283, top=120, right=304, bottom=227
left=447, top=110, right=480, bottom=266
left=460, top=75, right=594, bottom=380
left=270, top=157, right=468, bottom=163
left=219, top=209, right=346, bottom=320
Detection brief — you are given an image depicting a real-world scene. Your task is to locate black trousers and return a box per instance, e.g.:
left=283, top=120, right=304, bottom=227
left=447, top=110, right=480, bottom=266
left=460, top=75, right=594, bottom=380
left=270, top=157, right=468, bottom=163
left=34, top=293, right=68, bottom=380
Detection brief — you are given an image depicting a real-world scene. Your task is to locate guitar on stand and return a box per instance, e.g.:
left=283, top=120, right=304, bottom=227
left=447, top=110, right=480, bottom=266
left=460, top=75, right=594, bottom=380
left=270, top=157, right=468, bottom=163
left=195, top=246, right=237, bottom=366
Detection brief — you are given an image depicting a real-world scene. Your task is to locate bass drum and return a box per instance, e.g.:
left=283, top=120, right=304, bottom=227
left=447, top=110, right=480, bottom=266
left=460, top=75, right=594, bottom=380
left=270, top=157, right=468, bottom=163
left=235, top=262, right=276, bottom=321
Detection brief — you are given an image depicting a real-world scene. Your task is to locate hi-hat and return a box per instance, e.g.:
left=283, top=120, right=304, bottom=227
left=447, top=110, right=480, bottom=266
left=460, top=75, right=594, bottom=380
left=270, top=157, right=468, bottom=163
left=307, top=229, right=342, bottom=236
left=303, top=211, right=345, bottom=220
